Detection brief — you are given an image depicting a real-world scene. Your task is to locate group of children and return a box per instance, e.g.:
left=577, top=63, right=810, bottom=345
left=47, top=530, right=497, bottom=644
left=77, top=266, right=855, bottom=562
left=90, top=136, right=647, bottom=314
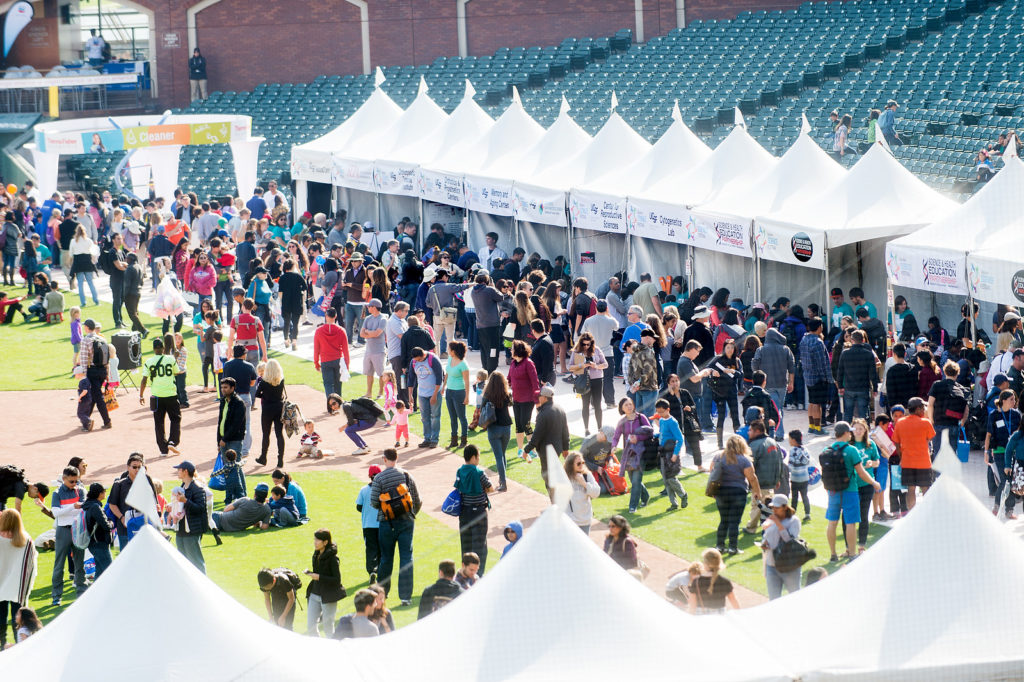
left=0, top=278, right=64, bottom=324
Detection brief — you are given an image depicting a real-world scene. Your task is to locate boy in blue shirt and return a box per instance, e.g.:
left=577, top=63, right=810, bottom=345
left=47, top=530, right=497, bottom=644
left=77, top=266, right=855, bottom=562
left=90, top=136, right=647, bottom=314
left=356, top=465, right=382, bottom=583
left=269, top=486, right=301, bottom=527
left=654, top=399, right=686, bottom=510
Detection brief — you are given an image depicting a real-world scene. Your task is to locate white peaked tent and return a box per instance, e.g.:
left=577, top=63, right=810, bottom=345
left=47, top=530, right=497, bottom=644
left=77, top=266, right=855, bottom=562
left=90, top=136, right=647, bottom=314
left=689, top=130, right=846, bottom=301
left=966, top=212, right=1024, bottom=306
left=729, top=475, right=1024, bottom=681
left=754, top=143, right=957, bottom=310
left=0, top=526, right=347, bottom=680
left=290, top=69, right=403, bottom=185
left=332, top=506, right=792, bottom=682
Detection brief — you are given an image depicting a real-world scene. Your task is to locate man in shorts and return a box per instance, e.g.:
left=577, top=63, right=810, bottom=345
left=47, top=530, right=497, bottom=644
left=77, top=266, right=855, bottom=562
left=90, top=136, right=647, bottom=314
left=825, top=421, right=881, bottom=561
left=798, top=317, right=833, bottom=434
left=891, top=396, right=936, bottom=510
left=360, top=298, right=389, bottom=398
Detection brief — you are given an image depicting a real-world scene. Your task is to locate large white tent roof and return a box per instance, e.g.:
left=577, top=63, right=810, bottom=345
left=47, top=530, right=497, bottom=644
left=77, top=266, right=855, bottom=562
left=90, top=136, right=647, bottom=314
left=755, top=143, right=958, bottom=269
left=290, top=78, right=403, bottom=184
left=729, top=474, right=1024, bottom=681
left=336, top=506, right=791, bottom=682
left=886, top=156, right=1024, bottom=295
left=512, top=106, right=651, bottom=226
left=0, top=526, right=345, bottom=680
left=569, top=102, right=712, bottom=234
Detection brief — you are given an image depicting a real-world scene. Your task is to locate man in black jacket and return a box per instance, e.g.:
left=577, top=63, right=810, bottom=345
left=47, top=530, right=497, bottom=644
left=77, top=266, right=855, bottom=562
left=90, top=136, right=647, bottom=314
left=217, top=377, right=248, bottom=460
left=189, top=47, right=208, bottom=101
left=417, top=560, right=463, bottom=619
left=523, top=385, right=570, bottom=494
left=884, top=343, right=918, bottom=414
left=400, top=315, right=435, bottom=410
left=837, top=329, right=879, bottom=422
left=122, top=252, right=148, bottom=337
left=529, top=319, right=556, bottom=385
left=173, top=460, right=208, bottom=573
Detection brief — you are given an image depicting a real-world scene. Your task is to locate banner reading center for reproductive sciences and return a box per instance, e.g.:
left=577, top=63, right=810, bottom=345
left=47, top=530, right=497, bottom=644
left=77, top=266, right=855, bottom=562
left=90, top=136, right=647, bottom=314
left=752, top=220, right=825, bottom=269
left=568, top=189, right=626, bottom=234
left=885, top=244, right=966, bottom=295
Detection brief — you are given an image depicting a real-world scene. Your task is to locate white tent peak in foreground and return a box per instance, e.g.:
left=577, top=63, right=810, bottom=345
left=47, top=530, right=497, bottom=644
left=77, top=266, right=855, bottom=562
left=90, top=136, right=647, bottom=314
left=729, top=475, right=1024, bottom=681
left=886, top=155, right=1024, bottom=295
left=0, top=526, right=345, bottom=680
left=339, top=506, right=791, bottom=682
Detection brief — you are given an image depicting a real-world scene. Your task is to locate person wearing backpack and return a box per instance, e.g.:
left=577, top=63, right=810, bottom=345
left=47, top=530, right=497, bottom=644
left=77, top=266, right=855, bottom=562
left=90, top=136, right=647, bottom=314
left=172, top=461, right=208, bottom=574
left=49, top=466, right=86, bottom=606
left=257, top=567, right=299, bottom=630
left=370, top=448, right=422, bottom=606
left=454, top=445, right=495, bottom=575
left=82, top=483, right=112, bottom=578
left=926, top=360, right=970, bottom=458
left=823, top=422, right=880, bottom=562
left=78, top=319, right=112, bottom=430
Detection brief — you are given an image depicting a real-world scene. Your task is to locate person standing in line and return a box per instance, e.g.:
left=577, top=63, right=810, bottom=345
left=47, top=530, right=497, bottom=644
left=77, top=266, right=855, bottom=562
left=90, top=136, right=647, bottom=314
left=454, top=444, right=494, bottom=575
left=189, top=48, right=208, bottom=101
left=173, top=461, right=208, bottom=573
left=582, top=299, right=619, bottom=409
left=138, top=336, right=182, bottom=457
left=221, top=345, right=257, bottom=459
left=890, top=398, right=934, bottom=510
left=508, top=340, right=540, bottom=462
left=370, top=448, right=422, bottom=606
left=751, top=328, right=795, bottom=440
left=385, top=301, right=410, bottom=406
left=824, top=422, right=880, bottom=562
left=360, top=298, right=389, bottom=399
left=444, top=341, right=472, bottom=450
left=799, top=317, right=833, bottom=435
left=471, top=273, right=504, bottom=373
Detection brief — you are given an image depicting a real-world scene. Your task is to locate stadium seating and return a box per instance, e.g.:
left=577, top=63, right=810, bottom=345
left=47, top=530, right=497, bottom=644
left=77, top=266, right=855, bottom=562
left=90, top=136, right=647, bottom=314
left=65, top=0, right=1024, bottom=204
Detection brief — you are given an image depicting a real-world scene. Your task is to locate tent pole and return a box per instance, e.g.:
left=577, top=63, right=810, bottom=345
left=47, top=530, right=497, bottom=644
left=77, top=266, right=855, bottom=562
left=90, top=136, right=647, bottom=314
left=887, top=280, right=896, bottom=354
left=823, top=242, right=831, bottom=334
left=375, top=191, right=381, bottom=235
left=566, top=206, right=574, bottom=279
left=969, top=290, right=978, bottom=345
left=418, top=197, right=424, bottom=253
left=753, top=220, right=761, bottom=303
left=686, top=245, right=694, bottom=292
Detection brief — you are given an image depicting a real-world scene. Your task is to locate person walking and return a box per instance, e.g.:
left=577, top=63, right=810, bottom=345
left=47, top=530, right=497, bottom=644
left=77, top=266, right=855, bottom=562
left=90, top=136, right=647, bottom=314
left=122, top=253, right=148, bottom=336
left=712, top=436, right=762, bottom=555
left=612, top=396, right=653, bottom=514
left=471, top=273, right=504, bottom=372
left=568, top=331, right=609, bottom=436
left=173, top=461, right=208, bottom=573
left=708, top=338, right=741, bottom=449
left=564, top=452, right=600, bottom=533
left=483, top=370, right=514, bottom=491
left=522, top=384, right=571, bottom=497
left=78, top=319, right=112, bottom=430
left=370, top=448, right=422, bottom=606
left=454, top=444, right=494, bottom=575
left=508, top=340, right=540, bottom=462
left=313, top=307, right=351, bottom=410
left=106, top=453, right=157, bottom=549
left=360, top=298, right=389, bottom=399
left=278, top=259, right=305, bottom=350
left=68, top=224, right=99, bottom=307
left=138, top=336, right=181, bottom=457
left=443, top=341, right=471, bottom=449
left=305, top=528, right=344, bottom=638
left=761, top=494, right=802, bottom=599
left=255, top=359, right=287, bottom=468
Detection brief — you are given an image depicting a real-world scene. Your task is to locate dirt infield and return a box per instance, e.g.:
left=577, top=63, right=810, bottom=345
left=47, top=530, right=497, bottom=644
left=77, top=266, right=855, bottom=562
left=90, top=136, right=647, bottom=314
left=2, top=383, right=766, bottom=607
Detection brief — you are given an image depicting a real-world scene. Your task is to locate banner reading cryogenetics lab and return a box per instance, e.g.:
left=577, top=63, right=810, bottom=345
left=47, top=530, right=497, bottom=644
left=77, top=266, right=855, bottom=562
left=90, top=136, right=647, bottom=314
left=512, top=182, right=567, bottom=227
left=625, top=197, right=689, bottom=244
left=331, top=155, right=375, bottom=192
left=373, top=161, right=418, bottom=196
left=752, top=220, right=825, bottom=269
left=568, top=189, right=626, bottom=234
left=885, top=244, right=966, bottom=295
left=463, top=175, right=514, bottom=216
left=417, top=168, right=466, bottom=208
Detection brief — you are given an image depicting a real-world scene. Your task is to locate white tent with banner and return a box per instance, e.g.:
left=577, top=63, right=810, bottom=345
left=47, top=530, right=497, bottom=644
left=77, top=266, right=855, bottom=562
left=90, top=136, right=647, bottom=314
left=421, top=87, right=544, bottom=254
left=729, top=473, right=1024, bottom=681
left=755, top=143, right=957, bottom=319
left=290, top=68, right=403, bottom=216
left=0, top=526, right=347, bottom=680
left=510, top=94, right=651, bottom=278
left=967, top=220, right=1024, bottom=307
left=887, top=156, right=1024, bottom=331
left=335, top=505, right=793, bottom=682
left=690, top=127, right=846, bottom=304
left=461, top=97, right=591, bottom=266
left=569, top=101, right=712, bottom=285
left=627, top=123, right=776, bottom=297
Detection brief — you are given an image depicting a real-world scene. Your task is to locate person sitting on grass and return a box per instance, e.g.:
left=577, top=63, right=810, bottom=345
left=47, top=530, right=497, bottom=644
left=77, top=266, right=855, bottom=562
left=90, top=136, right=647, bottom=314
left=268, top=485, right=301, bottom=527
left=271, top=469, right=307, bottom=521
left=417, top=559, right=464, bottom=619
left=333, top=588, right=380, bottom=639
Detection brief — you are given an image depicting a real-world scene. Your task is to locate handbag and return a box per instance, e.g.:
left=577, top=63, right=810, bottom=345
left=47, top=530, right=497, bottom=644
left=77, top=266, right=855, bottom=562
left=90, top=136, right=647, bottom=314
left=772, top=536, right=817, bottom=573
left=478, top=400, right=496, bottom=430
left=208, top=452, right=227, bottom=491
left=574, top=371, right=591, bottom=396
left=704, top=455, right=723, bottom=498
left=103, top=388, right=119, bottom=412
left=1012, top=460, right=1024, bottom=497
left=441, top=488, right=462, bottom=516
left=432, top=288, right=457, bottom=323
left=956, top=427, right=970, bottom=463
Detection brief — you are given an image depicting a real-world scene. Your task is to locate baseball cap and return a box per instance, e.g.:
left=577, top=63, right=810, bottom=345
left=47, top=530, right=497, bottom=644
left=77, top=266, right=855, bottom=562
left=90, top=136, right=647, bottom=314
left=832, top=421, right=851, bottom=437
left=83, top=318, right=97, bottom=330
left=539, top=384, right=556, bottom=398
left=751, top=302, right=768, bottom=312
left=368, top=465, right=382, bottom=479
left=173, top=461, right=196, bottom=476
left=368, top=298, right=382, bottom=309
left=255, top=482, right=270, bottom=493
left=301, top=211, right=312, bottom=219
left=994, top=373, right=1010, bottom=386
left=830, top=287, right=843, bottom=297
left=915, top=335, right=929, bottom=346
left=770, top=493, right=789, bottom=508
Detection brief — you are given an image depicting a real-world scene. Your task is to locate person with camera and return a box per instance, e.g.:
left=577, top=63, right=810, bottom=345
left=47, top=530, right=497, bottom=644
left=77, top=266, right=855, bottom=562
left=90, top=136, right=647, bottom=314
left=761, top=494, right=802, bottom=599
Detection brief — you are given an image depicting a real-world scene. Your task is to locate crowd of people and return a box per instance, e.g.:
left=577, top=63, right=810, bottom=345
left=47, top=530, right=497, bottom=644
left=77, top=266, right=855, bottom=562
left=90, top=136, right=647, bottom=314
left=2, top=172, right=1021, bottom=643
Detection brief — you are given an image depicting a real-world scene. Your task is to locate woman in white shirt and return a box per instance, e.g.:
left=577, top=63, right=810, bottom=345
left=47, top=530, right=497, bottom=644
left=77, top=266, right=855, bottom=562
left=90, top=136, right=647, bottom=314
left=0, top=509, right=38, bottom=648
left=563, top=453, right=600, bottom=533
left=68, top=224, right=99, bottom=307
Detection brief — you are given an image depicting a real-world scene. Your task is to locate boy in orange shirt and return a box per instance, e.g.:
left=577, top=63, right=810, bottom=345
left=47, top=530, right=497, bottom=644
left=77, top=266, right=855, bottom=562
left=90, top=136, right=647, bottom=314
left=891, top=397, right=936, bottom=510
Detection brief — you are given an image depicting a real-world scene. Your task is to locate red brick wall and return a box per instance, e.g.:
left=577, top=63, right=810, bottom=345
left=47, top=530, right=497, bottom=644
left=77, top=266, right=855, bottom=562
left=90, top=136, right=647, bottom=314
left=464, top=0, right=636, bottom=55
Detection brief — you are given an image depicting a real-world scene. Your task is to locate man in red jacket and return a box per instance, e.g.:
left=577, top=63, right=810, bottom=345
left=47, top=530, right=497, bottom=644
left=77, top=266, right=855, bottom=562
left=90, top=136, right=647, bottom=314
left=314, top=308, right=351, bottom=408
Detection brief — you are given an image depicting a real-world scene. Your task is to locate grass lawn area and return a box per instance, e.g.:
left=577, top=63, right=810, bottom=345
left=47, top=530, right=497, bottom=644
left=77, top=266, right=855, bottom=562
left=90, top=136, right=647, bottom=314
left=1, top=282, right=888, bottom=600
left=18, top=471, right=485, bottom=636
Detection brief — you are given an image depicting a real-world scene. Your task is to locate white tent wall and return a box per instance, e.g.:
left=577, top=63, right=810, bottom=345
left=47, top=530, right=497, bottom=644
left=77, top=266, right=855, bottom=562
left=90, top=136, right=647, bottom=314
left=379, top=193, right=419, bottom=234
left=572, top=227, right=627, bottom=285
left=891, top=286, right=996, bottom=343
left=469, top=211, right=515, bottom=255
left=693, top=250, right=756, bottom=304
left=519, top=220, right=571, bottom=267
left=629, top=236, right=688, bottom=288
left=336, top=186, right=376, bottom=225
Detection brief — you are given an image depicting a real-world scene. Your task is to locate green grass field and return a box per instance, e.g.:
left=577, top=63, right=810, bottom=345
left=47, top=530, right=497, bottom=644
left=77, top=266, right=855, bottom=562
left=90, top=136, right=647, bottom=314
left=1, top=282, right=888, bottom=630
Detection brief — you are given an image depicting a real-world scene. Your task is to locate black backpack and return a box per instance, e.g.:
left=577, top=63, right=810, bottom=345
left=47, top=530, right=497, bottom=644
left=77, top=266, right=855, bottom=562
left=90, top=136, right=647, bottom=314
left=275, top=568, right=303, bottom=592
left=780, top=320, right=800, bottom=355
left=0, top=464, right=26, bottom=494
left=91, top=338, right=109, bottom=368
left=819, top=442, right=851, bottom=492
